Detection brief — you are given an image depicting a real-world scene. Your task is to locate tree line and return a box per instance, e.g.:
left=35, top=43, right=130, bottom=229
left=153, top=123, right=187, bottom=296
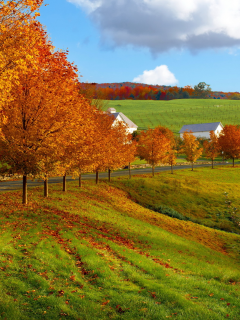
left=136, top=124, right=240, bottom=174
left=80, top=82, right=239, bottom=101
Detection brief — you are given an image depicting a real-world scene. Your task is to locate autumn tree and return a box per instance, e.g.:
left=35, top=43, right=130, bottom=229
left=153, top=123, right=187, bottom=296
left=218, top=125, right=240, bottom=167
left=182, top=85, right=194, bottom=97
left=88, top=111, right=115, bottom=184
left=0, top=0, right=44, bottom=114
left=60, top=104, right=98, bottom=190
left=230, top=93, right=240, bottom=100
left=203, top=131, right=220, bottom=168
left=193, top=82, right=211, bottom=99
left=78, top=82, right=109, bottom=111
left=88, top=111, right=135, bottom=183
left=137, top=126, right=171, bottom=176
left=123, top=138, right=137, bottom=179
left=0, top=23, right=91, bottom=203
left=107, top=123, right=137, bottom=181
left=154, top=126, right=177, bottom=174
left=181, top=131, right=203, bottom=171
left=165, top=149, right=177, bottom=174
left=104, top=121, right=135, bottom=182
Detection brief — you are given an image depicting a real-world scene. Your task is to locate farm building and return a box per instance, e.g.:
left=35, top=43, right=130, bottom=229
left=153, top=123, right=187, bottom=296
left=179, top=122, right=223, bottom=139
left=106, top=108, right=138, bottom=134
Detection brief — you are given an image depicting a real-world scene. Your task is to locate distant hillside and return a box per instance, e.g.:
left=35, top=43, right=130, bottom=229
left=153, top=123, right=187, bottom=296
left=80, top=82, right=239, bottom=100
left=103, top=99, right=240, bottom=133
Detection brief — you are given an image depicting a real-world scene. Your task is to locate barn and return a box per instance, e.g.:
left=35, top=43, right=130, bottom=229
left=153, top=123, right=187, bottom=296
left=106, top=108, right=138, bottom=134
left=179, top=122, right=223, bottom=139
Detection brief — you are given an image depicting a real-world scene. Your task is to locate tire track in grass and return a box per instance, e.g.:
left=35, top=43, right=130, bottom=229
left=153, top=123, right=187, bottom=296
left=41, top=227, right=98, bottom=284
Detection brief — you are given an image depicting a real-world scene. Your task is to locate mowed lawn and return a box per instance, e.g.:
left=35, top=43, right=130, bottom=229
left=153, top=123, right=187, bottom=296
left=0, top=166, right=240, bottom=319
left=103, top=99, right=240, bottom=133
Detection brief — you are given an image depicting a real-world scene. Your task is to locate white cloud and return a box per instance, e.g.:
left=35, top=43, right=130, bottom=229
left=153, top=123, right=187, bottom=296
left=67, top=0, right=102, bottom=13
left=133, top=65, right=178, bottom=86
left=67, top=0, right=240, bottom=52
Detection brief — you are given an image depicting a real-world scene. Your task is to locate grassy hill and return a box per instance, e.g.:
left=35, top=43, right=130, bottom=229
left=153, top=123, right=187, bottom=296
left=103, top=99, right=240, bottom=133
left=0, top=166, right=240, bottom=319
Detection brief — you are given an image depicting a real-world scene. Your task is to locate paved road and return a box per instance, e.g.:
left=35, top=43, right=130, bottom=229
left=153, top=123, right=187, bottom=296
left=0, top=162, right=230, bottom=192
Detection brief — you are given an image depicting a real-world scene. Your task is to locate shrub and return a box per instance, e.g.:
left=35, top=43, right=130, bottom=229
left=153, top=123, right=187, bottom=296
left=148, top=204, right=190, bottom=221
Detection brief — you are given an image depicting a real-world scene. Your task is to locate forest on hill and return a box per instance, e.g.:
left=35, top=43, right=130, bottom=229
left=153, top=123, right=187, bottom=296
left=80, top=81, right=240, bottom=101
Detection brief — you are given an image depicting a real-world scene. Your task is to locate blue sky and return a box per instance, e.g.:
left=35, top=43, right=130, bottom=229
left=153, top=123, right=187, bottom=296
left=38, top=0, right=240, bottom=92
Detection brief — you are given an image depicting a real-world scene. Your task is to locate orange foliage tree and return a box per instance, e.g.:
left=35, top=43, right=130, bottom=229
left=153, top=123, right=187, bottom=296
left=88, top=111, right=115, bottom=184
left=0, top=23, right=91, bottom=203
left=78, top=82, right=109, bottom=111
left=218, top=125, right=240, bottom=167
left=182, top=85, right=194, bottom=96
left=122, top=137, right=137, bottom=179
left=105, top=121, right=135, bottom=182
left=0, top=1, right=44, bottom=116
left=203, top=131, right=220, bottom=168
left=155, top=126, right=177, bottom=174
left=137, top=126, right=171, bottom=176
left=72, top=112, right=98, bottom=188
left=181, top=131, right=203, bottom=170
left=88, top=112, right=136, bottom=183
left=165, top=149, right=177, bottom=174
left=57, top=103, right=98, bottom=191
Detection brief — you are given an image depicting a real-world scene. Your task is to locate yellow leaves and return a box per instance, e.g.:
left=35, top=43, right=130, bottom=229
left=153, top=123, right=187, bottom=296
left=137, top=126, right=172, bottom=168
left=181, top=131, right=203, bottom=163
left=203, top=131, right=220, bottom=161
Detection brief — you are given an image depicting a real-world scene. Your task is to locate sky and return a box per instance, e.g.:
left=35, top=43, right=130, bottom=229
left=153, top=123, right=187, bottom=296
left=37, top=0, right=240, bottom=92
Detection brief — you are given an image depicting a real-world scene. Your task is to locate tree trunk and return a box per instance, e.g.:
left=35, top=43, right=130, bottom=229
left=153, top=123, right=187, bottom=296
left=108, top=169, right=111, bottom=182
left=63, top=174, right=66, bottom=192
left=96, top=171, right=99, bottom=184
left=152, top=165, right=155, bottom=177
left=79, top=172, right=82, bottom=187
left=171, top=163, right=173, bottom=174
left=191, top=161, right=193, bottom=171
left=44, top=176, right=48, bottom=197
left=129, top=162, right=131, bottom=179
left=22, top=175, right=27, bottom=205
left=212, top=159, right=214, bottom=169
left=233, top=158, right=235, bottom=167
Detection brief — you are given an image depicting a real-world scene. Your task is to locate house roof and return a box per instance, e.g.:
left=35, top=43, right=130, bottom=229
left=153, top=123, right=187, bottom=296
left=109, top=112, right=138, bottom=129
left=179, top=122, right=223, bottom=133
left=107, top=108, right=116, bottom=113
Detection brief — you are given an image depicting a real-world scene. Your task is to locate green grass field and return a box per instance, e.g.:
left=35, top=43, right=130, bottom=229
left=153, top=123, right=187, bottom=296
left=0, top=166, right=240, bottom=319
left=104, top=99, right=240, bottom=133
left=111, top=165, right=240, bottom=234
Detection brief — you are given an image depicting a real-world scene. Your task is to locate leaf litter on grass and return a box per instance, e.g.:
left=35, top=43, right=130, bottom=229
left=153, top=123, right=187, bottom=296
left=0, top=167, right=240, bottom=319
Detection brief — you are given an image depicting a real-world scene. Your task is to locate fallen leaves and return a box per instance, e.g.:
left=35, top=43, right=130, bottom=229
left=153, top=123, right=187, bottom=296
left=57, top=290, right=64, bottom=297
left=101, top=300, right=110, bottom=306
left=116, top=305, right=126, bottom=314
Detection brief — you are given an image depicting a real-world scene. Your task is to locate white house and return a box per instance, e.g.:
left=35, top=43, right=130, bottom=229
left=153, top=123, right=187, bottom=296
left=106, top=108, right=138, bottom=134
left=179, top=122, right=223, bottom=139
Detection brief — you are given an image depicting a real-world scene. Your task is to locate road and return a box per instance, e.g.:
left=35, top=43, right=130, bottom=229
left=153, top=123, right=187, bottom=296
left=0, top=162, right=229, bottom=192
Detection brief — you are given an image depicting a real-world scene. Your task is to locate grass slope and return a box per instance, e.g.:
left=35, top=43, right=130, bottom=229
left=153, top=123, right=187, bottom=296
left=104, top=99, right=240, bottom=133
left=0, top=167, right=240, bottom=319
left=111, top=165, right=240, bottom=235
